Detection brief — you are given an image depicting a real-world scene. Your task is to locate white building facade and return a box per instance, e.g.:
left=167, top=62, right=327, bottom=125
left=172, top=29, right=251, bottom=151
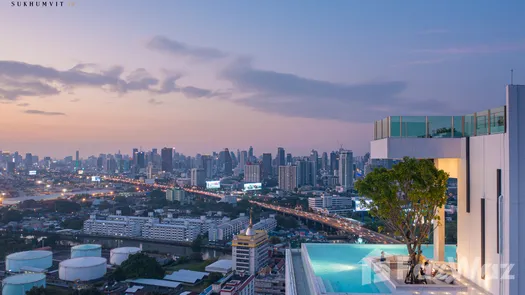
left=369, top=85, right=525, bottom=295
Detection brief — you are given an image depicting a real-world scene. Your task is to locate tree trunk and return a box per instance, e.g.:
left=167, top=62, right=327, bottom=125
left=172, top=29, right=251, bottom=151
left=404, top=244, right=419, bottom=284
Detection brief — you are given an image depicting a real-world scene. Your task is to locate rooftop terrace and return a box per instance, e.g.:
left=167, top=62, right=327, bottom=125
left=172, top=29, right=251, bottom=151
left=374, top=106, right=506, bottom=140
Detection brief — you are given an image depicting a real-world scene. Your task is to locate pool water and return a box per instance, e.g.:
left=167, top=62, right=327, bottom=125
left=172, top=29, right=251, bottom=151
left=305, top=244, right=457, bottom=294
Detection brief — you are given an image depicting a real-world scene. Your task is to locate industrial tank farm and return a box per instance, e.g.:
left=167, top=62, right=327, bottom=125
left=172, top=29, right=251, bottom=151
left=5, top=250, right=53, bottom=272
left=71, top=244, right=102, bottom=258
left=110, top=247, right=141, bottom=265
left=2, top=273, right=46, bottom=295
left=59, top=257, right=107, bottom=281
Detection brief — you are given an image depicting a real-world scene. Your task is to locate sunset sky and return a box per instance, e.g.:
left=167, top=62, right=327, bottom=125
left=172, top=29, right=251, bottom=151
left=1, top=0, right=524, bottom=158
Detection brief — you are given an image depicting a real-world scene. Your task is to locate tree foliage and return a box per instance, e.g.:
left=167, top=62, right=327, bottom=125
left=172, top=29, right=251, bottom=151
left=1, top=209, right=23, bottom=222
left=355, top=157, right=448, bottom=283
left=118, top=253, right=164, bottom=279
left=275, top=215, right=298, bottom=229
left=54, top=200, right=81, bottom=213
left=269, top=236, right=281, bottom=244
left=62, top=218, right=85, bottom=230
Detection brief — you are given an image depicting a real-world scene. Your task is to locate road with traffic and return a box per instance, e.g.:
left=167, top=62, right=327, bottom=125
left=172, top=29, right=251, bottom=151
left=100, top=175, right=400, bottom=244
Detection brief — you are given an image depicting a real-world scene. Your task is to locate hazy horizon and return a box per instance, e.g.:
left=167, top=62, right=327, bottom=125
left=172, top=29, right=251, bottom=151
left=1, top=0, right=524, bottom=158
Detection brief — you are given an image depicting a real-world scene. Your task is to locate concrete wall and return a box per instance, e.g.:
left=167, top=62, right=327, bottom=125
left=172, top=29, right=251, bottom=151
left=457, top=133, right=505, bottom=295
left=506, top=85, right=525, bottom=295
left=371, top=137, right=463, bottom=159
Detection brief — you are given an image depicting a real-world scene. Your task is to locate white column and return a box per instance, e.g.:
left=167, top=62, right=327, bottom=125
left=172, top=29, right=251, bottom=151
left=433, top=158, right=460, bottom=262
left=434, top=206, right=445, bottom=262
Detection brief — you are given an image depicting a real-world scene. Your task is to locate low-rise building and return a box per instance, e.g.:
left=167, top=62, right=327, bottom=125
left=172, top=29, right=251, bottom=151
left=308, top=195, right=353, bottom=214
left=166, top=187, right=192, bottom=205
left=83, top=214, right=144, bottom=237
left=252, top=216, right=277, bottom=232
left=142, top=223, right=200, bottom=242
left=218, top=274, right=255, bottom=295
left=208, top=216, right=249, bottom=242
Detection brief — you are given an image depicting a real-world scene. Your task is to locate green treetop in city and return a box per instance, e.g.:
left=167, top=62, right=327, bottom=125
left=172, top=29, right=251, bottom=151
left=355, top=157, right=448, bottom=284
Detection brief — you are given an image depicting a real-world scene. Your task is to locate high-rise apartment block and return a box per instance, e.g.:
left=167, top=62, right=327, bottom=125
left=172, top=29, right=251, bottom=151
left=232, top=211, right=270, bottom=275
left=191, top=168, right=206, bottom=187
left=338, top=150, right=353, bottom=191
left=278, top=165, right=297, bottom=191
left=244, top=164, right=262, bottom=183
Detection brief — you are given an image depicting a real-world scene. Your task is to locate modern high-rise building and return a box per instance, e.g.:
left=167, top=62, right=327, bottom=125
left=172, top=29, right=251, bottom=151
left=7, top=158, right=15, bottom=174
left=286, top=153, right=292, bottom=165
left=240, top=150, right=248, bottom=169
left=262, top=153, right=272, bottom=179
left=24, top=153, right=32, bottom=170
left=190, top=168, right=206, bottom=187
left=232, top=210, right=270, bottom=275
left=296, top=160, right=315, bottom=187
left=278, top=165, right=297, bottom=191
left=224, top=148, right=233, bottom=176
left=161, top=147, right=173, bottom=172
left=321, top=152, right=328, bottom=171
left=75, top=150, right=80, bottom=171
left=137, top=152, right=145, bottom=169
left=366, top=85, right=525, bottom=295
left=330, top=151, right=338, bottom=175
left=248, top=146, right=254, bottom=159
left=132, top=148, right=138, bottom=166
left=338, top=150, right=353, bottom=191
left=202, top=155, right=212, bottom=179
left=244, top=164, right=262, bottom=183
left=309, top=150, right=319, bottom=176
left=277, top=147, right=285, bottom=166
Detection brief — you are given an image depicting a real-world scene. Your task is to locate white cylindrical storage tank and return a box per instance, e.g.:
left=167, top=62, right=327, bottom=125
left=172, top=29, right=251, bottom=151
left=110, top=247, right=141, bottom=266
left=71, top=244, right=102, bottom=258
left=2, top=273, right=46, bottom=295
left=5, top=251, right=53, bottom=272
left=59, top=257, right=107, bottom=281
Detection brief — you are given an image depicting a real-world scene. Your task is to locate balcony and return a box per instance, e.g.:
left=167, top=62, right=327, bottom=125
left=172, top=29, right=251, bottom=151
left=374, top=106, right=506, bottom=140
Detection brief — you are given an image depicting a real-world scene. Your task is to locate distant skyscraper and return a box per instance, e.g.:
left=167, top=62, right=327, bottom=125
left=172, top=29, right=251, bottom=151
left=24, top=153, right=32, bottom=170
left=240, top=151, right=248, bottom=169
left=244, top=164, right=262, bottom=183
left=248, top=146, right=254, bottom=159
left=330, top=151, right=338, bottom=174
left=224, top=148, right=233, bottom=176
left=161, top=147, right=173, bottom=172
left=137, top=152, right=145, bottom=169
left=321, top=152, right=328, bottom=171
left=286, top=153, right=292, bottom=165
left=191, top=168, right=206, bottom=187
left=75, top=150, right=80, bottom=171
left=7, top=158, right=15, bottom=174
left=296, top=160, right=315, bottom=187
left=237, top=149, right=241, bottom=165
left=132, top=148, right=139, bottom=167
left=277, top=147, right=285, bottom=166
left=97, top=156, right=103, bottom=170
left=310, top=150, right=319, bottom=177
left=262, top=153, right=272, bottom=179
left=338, top=150, right=354, bottom=191
left=201, top=155, right=212, bottom=179
left=278, top=165, right=298, bottom=191
left=230, top=151, right=237, bottom=168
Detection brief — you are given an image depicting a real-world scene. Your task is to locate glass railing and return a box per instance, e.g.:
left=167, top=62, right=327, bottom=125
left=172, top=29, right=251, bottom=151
left=374, top=106, right=506, bottom=140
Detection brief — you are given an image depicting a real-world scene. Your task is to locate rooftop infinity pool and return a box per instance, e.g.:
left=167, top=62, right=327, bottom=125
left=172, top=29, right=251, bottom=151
left=304, top=243, right=457, bottom=294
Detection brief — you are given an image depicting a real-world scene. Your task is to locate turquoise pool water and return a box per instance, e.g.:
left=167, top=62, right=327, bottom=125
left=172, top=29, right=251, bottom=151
left=305, top=244, right=457, bottom=294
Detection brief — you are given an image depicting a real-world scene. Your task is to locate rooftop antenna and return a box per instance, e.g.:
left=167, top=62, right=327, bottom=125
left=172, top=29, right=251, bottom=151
left=510, top=69, right=514, bottom=85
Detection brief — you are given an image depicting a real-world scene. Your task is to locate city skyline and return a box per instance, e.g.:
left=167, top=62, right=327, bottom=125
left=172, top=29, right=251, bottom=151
left=1, top=1, right=524, bottom=158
